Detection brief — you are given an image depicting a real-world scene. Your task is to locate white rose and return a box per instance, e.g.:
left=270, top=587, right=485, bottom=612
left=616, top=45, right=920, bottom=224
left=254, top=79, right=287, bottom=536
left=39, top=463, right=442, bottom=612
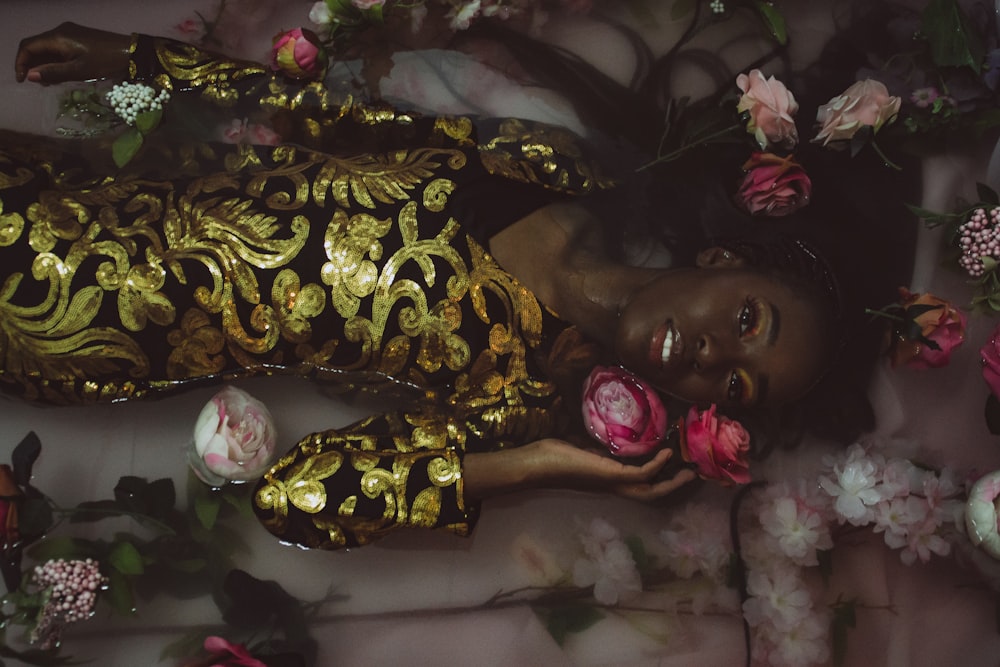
left=189, top=386, right=277, bottom=485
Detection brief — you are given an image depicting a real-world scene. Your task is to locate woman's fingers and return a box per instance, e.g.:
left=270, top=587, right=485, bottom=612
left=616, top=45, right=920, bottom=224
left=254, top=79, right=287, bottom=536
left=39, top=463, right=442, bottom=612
left=15, top=24, right=131, bottom=84
left=614, top=468, right=697, bottom=502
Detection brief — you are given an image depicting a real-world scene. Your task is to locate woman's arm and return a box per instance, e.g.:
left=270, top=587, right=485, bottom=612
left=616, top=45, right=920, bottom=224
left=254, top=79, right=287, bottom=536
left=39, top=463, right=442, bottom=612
left=464, top=439, right=696, bottom=503
left=15, top=23, right=131, bottom=84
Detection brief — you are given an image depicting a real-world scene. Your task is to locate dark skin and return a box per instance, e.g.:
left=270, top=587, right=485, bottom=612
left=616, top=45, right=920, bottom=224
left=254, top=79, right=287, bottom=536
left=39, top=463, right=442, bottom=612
left=11, top=23, right=830, bottom=503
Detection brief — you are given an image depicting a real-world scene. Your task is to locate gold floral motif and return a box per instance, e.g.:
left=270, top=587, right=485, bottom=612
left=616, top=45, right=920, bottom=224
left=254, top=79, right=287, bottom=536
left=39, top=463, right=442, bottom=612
left=312, top=149, right=465, bottom=210
left=166, top=308, right=225, bottom=379
left=410, top=486, right=443, bottom=528
left=322, top=209, right=393, bottom=318
left=26, top=192, right=90, bottom=252
left=272, top=269, right=326, bottom=344
left=153, top=38, right=267, bottom=105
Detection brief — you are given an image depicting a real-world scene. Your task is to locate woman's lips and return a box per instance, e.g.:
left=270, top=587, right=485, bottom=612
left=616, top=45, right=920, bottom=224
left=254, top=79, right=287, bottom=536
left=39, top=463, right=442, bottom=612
left=649, top=321, right=681, bottom=369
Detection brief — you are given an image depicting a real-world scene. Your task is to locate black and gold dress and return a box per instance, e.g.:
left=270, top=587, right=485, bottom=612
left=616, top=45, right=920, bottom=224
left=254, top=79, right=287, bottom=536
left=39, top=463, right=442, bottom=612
left=0, top=36, right=614, bottom=549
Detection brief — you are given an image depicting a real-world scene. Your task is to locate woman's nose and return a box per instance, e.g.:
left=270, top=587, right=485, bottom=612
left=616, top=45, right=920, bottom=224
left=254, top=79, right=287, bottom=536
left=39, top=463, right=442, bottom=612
left=692, top=333, right=730, bottom=371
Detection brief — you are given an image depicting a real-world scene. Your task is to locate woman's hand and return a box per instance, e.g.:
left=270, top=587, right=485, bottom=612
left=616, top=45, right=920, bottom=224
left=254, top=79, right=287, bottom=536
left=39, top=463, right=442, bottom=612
left=463, top=439, right=697, bottom=502
left=15, top=22, right=132, bottom=84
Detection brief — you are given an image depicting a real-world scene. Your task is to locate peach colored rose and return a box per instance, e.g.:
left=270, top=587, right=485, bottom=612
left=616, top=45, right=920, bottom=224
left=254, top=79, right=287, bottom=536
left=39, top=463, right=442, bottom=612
left=270, top=28, right=327, bottom=80
left=581, top=366, right=668, bottom=457
left=981, top=322, right=1000, bottom=397
left=736, top=69, right=799, bottom=151
left=813, top=79, right=901, bottom=145
left=736, top=152, right=811, bottom=217
left=681, top=405, right=751, bottom=485
left=189, top=386, right=277, bottom=485
left=887, top=289, right=967, bottom=369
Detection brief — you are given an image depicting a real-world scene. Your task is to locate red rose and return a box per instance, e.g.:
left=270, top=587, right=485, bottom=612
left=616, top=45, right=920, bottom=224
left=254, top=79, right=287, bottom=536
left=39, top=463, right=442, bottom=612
left=888, top=289, right=967, bottom=369
left=736, top=152, right=811, bottom=217
left=581, top=366, right=668, bottom=457
left=681, top=405, right=751, bottom=485
left=981, top=322, right=1000, bottom=397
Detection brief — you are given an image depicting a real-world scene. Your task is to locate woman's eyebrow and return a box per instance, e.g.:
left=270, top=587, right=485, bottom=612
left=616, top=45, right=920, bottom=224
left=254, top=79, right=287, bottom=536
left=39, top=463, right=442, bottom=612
left=766, top=302, right=782, bottom=346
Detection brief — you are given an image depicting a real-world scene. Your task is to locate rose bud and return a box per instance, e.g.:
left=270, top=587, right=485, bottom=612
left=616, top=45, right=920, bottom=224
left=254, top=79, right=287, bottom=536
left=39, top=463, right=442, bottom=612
left=270, top=28, right=327, bottom=80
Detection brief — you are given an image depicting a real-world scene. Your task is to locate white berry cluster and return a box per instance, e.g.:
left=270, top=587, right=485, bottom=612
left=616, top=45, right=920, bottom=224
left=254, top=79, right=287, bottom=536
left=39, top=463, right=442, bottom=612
left=710, top=0, right=725, bottom=14
left=29, top=558, right=107, bottom=649
left=105, top=81, right=170, bottom=126
left=958, top=206, right=1000, bottom=277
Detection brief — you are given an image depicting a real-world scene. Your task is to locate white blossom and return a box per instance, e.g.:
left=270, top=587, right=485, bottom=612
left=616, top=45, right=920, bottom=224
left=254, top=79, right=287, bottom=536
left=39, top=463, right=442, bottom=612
left=819, top=446, right=884, bottom=525
left=309, top=1, right=333, bottom=27
left=758, top=496, right=833, bottom=566
left=658, top=503, right=732, bottom=579
left=572, top=518, right=641, bottom=605
left=742, top=568, right=812, bottom=631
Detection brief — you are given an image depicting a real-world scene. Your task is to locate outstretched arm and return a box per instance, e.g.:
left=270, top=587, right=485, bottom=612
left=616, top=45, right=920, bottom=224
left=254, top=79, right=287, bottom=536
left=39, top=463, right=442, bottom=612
left=15, top=23, right=133, bottom=84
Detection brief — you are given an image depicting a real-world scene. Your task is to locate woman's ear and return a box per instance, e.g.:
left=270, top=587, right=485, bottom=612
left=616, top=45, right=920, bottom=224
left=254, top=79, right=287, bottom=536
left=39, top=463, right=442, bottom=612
left=695, top=246, right=746, bottom=269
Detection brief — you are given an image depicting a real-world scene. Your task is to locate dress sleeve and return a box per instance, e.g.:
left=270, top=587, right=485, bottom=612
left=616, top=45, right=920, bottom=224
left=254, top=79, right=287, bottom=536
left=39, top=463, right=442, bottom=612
left=252, top=409, right=480, bottom=550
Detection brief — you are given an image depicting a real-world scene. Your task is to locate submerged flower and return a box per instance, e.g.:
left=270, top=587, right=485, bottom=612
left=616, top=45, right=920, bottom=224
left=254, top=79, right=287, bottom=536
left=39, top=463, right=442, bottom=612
left=190, top=386, right=277, bottom=485
left=270, top=28, right=327, bottom=80
left=736, top=152, right=811, bottom=217
left=886, top=289, right=966, bottom=369
left=818, top=445, right=882, bottom=525
left=681, top=404, right=751, bottom=485
left=910, top=87, right=939, bottom=109
left=758, top=496, right=831, bottom=565
left=581, top=366, right=668, bottom=457
left=736, top=69, right=799, bottom=151
left=813, top=79, right=901, bottom=145
left=572, top=517, right=641, bottom=605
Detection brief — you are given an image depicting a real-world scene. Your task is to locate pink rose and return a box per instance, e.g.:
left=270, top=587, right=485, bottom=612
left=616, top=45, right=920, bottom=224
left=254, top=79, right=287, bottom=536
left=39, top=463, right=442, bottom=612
left=189, top=386, right=277, bottom=485
left=736, top=69, right=799, bottom=151
left=981, top=323, right=1000, bottom=397
left=270, top=28, right=327, bottom=80
left=181, top=636, right=266, bottom=667
left=681, top=405, right=751, bottom=486
left=887, top=289, right=967, bottom=369
left=581, top=366, right=668, bottom=457
left=812, top=79, right=901, bottom=145
left=220, top=119, right=282, bottom=146
left=736, top=152, right=811, bottom=217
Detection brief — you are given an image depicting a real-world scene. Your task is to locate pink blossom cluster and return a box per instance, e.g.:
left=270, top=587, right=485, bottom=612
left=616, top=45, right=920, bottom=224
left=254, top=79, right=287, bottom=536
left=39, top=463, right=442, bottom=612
left=30, top=558, right=106, bottom=649
left=958, top=206, right=1000, bottom=277
left=737, top=442, right=963, bottom=665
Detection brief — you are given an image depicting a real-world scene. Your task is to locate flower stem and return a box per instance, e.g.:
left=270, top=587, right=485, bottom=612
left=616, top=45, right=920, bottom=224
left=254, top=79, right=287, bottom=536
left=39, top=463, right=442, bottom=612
left=869, top=138, right=902, bottom=171
left=637, top=124, right=742, bottom=172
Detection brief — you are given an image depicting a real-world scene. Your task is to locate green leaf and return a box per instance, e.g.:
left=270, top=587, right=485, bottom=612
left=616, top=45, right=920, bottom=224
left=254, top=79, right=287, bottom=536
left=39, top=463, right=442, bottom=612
left=134, top=107, right=162, bottom=134
left=194, top=494, right=221, bottom=531
left=27, top=536, right=97, bottom=561
left=18, top=498, right=53, bottom=537
left=670, top=0, right=696, bottom=20
left=109, top=540, right=144, bottom=575
left=977, top=183, right=1000, bottom=206
left=112, top=128, right=143, bottom=168
left=624, top=535, right=652, bottom=575
left=543, top=605, right=605, bottom=646
left=982, top=256, right=999, bottom=273
left=105, top=569, right=136, bottom=616
left=753, top=1, right=787, bottom=45
left=11, top=432, right=41, bottom=487
left=919, top=0, right=984, bottom=70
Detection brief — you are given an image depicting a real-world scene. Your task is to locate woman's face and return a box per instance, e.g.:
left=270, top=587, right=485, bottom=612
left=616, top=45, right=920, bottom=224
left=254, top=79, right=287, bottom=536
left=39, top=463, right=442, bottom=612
left=614, top=249, right=829, bottom=408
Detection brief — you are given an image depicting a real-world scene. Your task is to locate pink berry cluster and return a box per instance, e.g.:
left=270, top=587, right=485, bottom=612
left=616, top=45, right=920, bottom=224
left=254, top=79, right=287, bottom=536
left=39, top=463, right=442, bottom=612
left=29, top=558, right=106, bottom=649
left=958, top=206, right=1000, bottom=277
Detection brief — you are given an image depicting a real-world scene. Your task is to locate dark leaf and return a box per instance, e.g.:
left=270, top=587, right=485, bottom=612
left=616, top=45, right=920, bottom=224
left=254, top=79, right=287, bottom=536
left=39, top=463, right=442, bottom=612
left=919, top=0, right=984, bottom=70
left=902, top=304, right=943, bottom=319
left=543, top=605, right=605, bottom=646
left=114, top=476, right=149, bottom=515
left=145, top=478, right=176, bottom=520
left=222, top=569, right=290, bottom=628
left=984, top=394, right=1000, bottom=436
left=71, top=499, right=123, bottom=523
left=27, top=536, right=98, bottom=561
left=105, top=569, right=136, bottom=616
left=134, top=107, right=162, bottom=134
left=849, top=125, right=872, bottom=158
left=18, top=498, right=53, bottom=537
left=624, top=535, right=652, bottom=575
left=11, top=432, right=41, bottom=488
left=977, top=182, right=1000, bottom=206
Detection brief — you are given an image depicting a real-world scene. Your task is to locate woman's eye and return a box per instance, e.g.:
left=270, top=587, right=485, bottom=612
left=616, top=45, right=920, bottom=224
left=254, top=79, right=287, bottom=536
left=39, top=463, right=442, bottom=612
left=727, top=371, right=744, bottom=402
left=738, top=298, right=760, bottom=337
left=727, top=369, right=753, bottom=404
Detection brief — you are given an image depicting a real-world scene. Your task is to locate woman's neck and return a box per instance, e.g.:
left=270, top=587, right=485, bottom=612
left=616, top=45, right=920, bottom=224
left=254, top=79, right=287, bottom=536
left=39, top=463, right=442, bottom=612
left=488, top=203, right=659, bottom=347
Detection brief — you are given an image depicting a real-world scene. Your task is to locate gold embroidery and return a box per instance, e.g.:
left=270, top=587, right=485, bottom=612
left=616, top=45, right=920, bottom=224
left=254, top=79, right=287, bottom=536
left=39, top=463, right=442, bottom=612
left=166, top=308, right=225, bottom=379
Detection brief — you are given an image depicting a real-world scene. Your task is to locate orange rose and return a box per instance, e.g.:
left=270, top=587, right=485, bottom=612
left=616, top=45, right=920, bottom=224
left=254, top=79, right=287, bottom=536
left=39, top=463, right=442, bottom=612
left=887, top=289, right=967, bottom=369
